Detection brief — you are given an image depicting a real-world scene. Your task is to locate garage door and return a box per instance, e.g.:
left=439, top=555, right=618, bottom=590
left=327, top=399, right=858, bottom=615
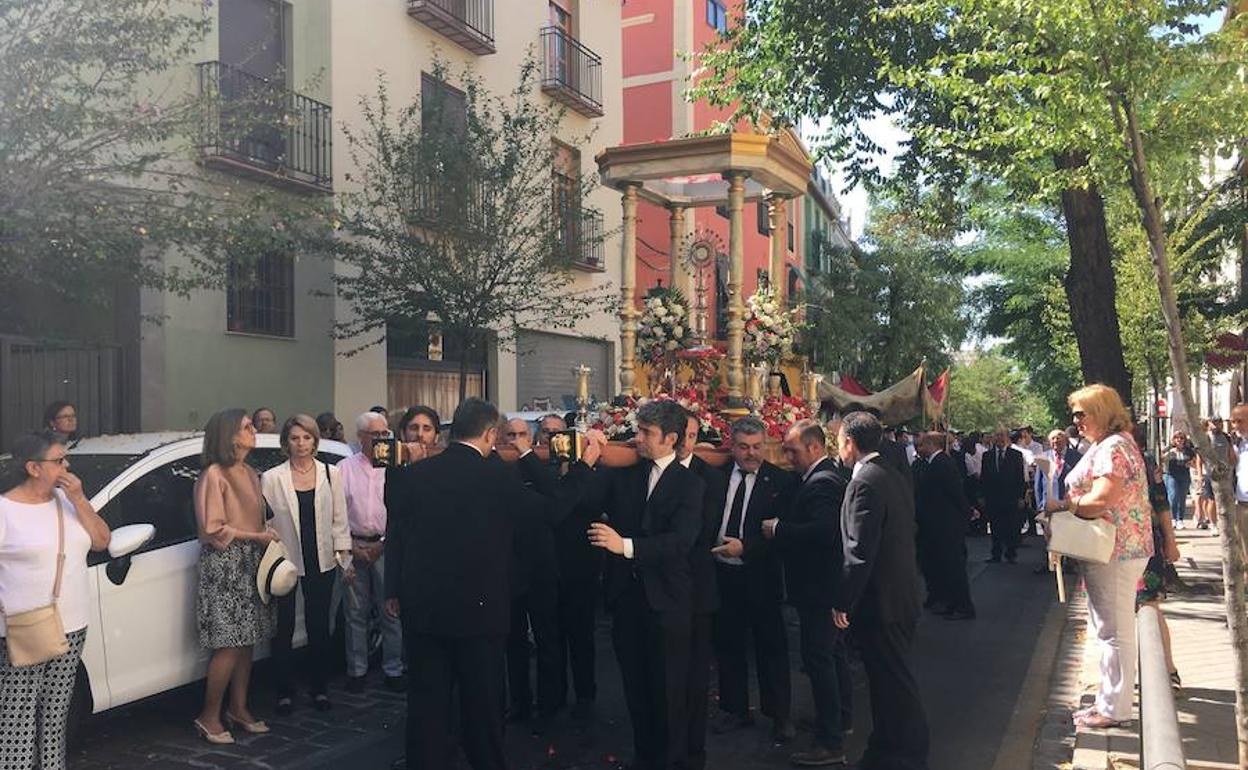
left=516, top=331, right=613, bottom=410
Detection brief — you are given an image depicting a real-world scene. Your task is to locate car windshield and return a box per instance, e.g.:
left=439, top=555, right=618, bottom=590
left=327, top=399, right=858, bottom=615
left=0, top=453, right=142, bottom=499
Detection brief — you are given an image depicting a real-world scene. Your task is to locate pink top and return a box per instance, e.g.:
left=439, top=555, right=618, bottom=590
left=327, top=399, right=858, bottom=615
left=1065, top=432, right=1154, bottom=561
left=337, top=452, right=387, bottom=537
left=195, top=463, right=264, bottom=550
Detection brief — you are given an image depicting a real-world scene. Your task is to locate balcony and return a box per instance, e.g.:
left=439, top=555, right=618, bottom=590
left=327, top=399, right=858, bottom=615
left=196, top=61, right=332, bottom=194
left=406, top=0, right=495, bottom=55
left=559, top=207, right=605, bottom=271
left=540, top=27, right=603, bottom=118
left=406, top=173, right=492, bottom=232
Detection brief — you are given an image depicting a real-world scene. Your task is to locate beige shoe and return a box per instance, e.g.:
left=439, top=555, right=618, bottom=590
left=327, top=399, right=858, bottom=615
left=224, top=711, right=271, bottom=734
left=193, top=719, right=235, bottom=745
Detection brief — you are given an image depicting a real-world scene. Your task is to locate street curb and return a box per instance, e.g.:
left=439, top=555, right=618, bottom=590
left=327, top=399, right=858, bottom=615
left=1030, top=587, right=1088, bottom=770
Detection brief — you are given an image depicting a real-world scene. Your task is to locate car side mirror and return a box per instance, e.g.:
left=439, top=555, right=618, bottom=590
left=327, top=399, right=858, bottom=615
left=108, top=524, right=155, bottom=559
left=106, top=555, right=132, bottom=586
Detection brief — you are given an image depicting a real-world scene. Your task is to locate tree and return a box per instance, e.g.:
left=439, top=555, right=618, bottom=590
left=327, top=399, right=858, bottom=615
left=803, top=198, right=966, bottom=387
left=945, top=350, right=1055, bottom=431
left=692, top=0, right=1135, bottom=402
left=0, top=0, right=325, bottom=335
left=331, top=58, right=613, bottom=400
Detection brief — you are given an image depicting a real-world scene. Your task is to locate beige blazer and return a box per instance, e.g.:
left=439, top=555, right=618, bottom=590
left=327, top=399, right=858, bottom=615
left=261, top=460, right=351, bottom=576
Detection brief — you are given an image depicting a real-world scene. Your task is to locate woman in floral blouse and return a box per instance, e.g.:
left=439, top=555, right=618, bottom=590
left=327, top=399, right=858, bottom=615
left=1045, top=383, right=1153, bottom=728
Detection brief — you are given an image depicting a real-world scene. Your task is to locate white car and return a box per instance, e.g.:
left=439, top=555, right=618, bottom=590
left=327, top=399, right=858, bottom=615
left=4, top=432, right=353, bottom=731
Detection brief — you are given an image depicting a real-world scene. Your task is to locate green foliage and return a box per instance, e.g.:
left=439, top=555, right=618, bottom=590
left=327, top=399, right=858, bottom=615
left=0, top=0, right=332, bottom=330
left=330, top=57, right=613, bottom=365
left=946, top=350, right=1056, bottom=431
left=804, top=197, right=967, bottom=387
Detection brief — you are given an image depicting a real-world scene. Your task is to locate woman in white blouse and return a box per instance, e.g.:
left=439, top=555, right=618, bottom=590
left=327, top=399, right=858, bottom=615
left=0, top=431, right=110, bottom=770
left=261, top=414, right=351, bottom=714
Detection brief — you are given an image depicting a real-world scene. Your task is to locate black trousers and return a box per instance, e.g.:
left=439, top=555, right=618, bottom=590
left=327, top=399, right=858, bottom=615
left=915, top=533, right=944, bottom=605
left=404, top=631, right=506, bottom=770
left=272, top=566, right=335, bottom=698
left=796, top=607, right=853, bottom=752
left=712, top=564, right=791, bottom=721
left=685, top=612, right=713, bottom=770
left=611, top=580, right=692, bottom=770
left=935, top=536, right=974, bottom=614
left=557, top=576, right=598, bottom=705
left=986, top=500, right=1023, bottom=559
left=852, top=621, right=929, bottom=770
left=506, top=583, right=561, bottom=717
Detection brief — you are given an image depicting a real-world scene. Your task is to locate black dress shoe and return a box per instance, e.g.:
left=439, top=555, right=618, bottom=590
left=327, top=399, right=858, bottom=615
left=390, top=757, right=407, bottom=770
left=985, top=556, right=1001, bottom=563
left=944, top=610, right=976, bottom=621
left=710, top=710, right=754, bottom=734
left=312, top=694, right=332, bottom=712
left=789, top=745, right=847, bottom=766
left=385, top=674, right=407, bottom=692
left=274, top=697, right=293, bottom=716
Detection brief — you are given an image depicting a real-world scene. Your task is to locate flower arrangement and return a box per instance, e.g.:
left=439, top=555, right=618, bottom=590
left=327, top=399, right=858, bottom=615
left=636, top=287, right=691, bottom=367
left=591, top=388, right=731, bottom=446
left=758, top=395, right=813, bottom=440
left=743, top=283, right=799, bottom=367
left=592, top=396, right=641, bottom=441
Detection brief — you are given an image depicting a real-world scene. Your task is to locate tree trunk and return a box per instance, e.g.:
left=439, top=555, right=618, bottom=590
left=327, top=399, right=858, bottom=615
left=1054, top=152, right=1134, bottom=405
left=1113, top=94, right=1248, bottom=767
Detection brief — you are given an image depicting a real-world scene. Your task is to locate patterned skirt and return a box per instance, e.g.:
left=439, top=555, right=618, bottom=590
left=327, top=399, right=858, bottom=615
left=197, top=539, right=276, bottom=649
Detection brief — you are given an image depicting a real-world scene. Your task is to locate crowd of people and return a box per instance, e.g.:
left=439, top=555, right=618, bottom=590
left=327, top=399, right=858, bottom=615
left=1, top=390, right=1246, bottom=770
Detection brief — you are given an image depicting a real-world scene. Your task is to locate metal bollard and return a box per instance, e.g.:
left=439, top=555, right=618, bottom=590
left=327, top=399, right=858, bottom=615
left=1137, top=604, right=1187, bottom=770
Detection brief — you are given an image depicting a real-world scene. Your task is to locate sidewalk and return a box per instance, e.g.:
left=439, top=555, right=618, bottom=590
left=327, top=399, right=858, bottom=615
left=1036, top=529, right=1238, bottom=770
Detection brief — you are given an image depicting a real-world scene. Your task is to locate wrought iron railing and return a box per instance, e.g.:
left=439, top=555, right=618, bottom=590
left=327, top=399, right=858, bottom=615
left=540, top=26, right=603, bottom=118
left=559, top=207, right=604, bottom=270
left=406, top=0, right=495, bottom=55
left=196, top=61, right=332, bottom=193
left=406, top=173, right=491, bottom=231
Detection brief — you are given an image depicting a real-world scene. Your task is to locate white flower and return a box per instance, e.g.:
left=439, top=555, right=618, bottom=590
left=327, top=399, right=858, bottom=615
left=672, top=326, right=683, bottom=337
left=666, top=340, right=678, bottom=350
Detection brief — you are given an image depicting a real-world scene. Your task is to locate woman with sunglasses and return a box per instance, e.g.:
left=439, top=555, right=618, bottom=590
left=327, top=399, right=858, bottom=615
left=0, top=431, right=110, bottom=770
left=1046, top=384, right=1153, bottom=729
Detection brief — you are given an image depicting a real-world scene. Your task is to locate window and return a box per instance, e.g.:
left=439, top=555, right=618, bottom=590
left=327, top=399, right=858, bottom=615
left=787, top=220, right=795, bottom=252
left=756, top=200, right=770, bottom=235
left=552, top=142, right=583, bottom=262
left=91, top=457, right=201, bottom=565
left=706, top=0, right=727, bottom=32
left=421, top=73, right=467, bottom=140
left=227, top=251, right=294, bottom=336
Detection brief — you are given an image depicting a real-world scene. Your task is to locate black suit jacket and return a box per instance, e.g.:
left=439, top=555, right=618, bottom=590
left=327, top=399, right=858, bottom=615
left=496, top=451, right=573, bottom=595
left=583, top=457, right=705, bottom=615
left=878, top=438, right=914, bottom=491
left=836, top=457, right=921, bottom=626
left=686, top=455, right=725, bottom=614
left=915, top=451, right=972, bottom=541
left=775, top=456, right=849, bottom=609
left=384, top=443, right=585, bottom=636
left=980, top=445, right=1027, bottom=507
left=715, top=460, right=795, bottom=606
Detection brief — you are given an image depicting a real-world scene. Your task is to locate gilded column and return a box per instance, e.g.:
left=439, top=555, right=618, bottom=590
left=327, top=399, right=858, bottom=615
left=668, top=205, right=692, bottom=299
left=725, top=171, right=748, bottom=400
left=618, top=182, right=641, bottom=398
left=768, top=193, right=788, bottom=301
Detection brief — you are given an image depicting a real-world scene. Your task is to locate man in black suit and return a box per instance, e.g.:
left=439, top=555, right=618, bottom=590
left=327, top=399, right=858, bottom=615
left=384, top=399, right=600, bottom=770
left=541, top=413, right=604, bottom=719
left=979, top=427, right=1027, bottom=564
left=705, top=415, right=795, bottom=743
left=913, top=432, right=975, bottom=620
left=677, top=410, right=723, bottom=770
left=763, top=419, right=852, bottom=767
left=833, top=412, right=929, bottom=770
left=498, top=417, right=565, bottom=729
left=586, top=400, right=704, bottom=770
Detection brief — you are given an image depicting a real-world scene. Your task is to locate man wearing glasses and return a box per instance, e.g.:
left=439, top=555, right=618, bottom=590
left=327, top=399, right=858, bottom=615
left=338, top=411, right=406, bottom=692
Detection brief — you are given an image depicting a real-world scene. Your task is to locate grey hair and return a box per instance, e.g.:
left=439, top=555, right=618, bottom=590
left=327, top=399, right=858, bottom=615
left=356, top=411, right=387, bottom=433
left=731, top=416, right=767, bottom=438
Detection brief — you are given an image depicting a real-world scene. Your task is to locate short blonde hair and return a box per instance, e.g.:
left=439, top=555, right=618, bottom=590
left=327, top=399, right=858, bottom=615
left=280, top=413, right=321, bottom=455
left=1068, top=384, right=1132, bottom=436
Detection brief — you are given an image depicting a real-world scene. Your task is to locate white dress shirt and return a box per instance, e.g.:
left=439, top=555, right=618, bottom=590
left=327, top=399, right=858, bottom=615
left=852, top=451, right=881, bottom=479
left=624, top=451, right=678, bottom=559
left=715, top=465, right=755, bottom=566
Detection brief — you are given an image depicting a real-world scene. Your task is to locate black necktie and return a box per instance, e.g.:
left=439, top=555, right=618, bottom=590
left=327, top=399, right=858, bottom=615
left=726, top=468, right=750, bottom=540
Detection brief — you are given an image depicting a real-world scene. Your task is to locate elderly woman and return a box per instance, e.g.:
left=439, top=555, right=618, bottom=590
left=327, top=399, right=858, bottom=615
left=1045, top=384, right=1153, bottom=728
left=42, top=402, right=78, bottom=444
left=0, top=432, right=111, bottom=770
left=262, top=415, right=351, bottom=714
left=193, top=409, right=279, bottom=744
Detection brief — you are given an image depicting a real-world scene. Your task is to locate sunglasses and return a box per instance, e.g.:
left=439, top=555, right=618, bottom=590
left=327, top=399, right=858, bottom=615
left=1071, top=410, right=1086, bottom=421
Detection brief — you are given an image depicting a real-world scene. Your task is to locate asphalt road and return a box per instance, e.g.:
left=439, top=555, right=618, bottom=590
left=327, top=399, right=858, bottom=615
left=71, top=535, right=1061, bottom=770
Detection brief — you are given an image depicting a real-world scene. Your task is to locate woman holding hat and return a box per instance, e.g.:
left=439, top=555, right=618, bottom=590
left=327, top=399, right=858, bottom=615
left=193, top=409, right=278, bottom=744
left=262, top=414, right=351, bottom=714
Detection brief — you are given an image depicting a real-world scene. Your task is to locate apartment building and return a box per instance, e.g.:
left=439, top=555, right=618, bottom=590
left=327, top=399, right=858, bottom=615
left=803, top=166, right=855, bottom=275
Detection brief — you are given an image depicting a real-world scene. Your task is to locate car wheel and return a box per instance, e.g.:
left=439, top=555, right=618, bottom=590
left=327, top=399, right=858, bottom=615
left=66, top=663, right=91, bottom=751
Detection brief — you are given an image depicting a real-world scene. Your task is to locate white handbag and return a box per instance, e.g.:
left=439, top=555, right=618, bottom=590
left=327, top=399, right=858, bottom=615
left=1047, top=510, right=1115, bottom=564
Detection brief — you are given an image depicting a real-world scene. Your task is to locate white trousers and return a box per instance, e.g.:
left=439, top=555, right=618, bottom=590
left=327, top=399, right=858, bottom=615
left=1083, top=557, right=1148, bottom=720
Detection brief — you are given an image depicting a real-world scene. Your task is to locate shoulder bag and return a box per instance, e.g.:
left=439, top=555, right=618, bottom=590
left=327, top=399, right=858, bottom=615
left=4, top=496, right=71, bottom=667
left=1046, top=510, right=1115, bottom=564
